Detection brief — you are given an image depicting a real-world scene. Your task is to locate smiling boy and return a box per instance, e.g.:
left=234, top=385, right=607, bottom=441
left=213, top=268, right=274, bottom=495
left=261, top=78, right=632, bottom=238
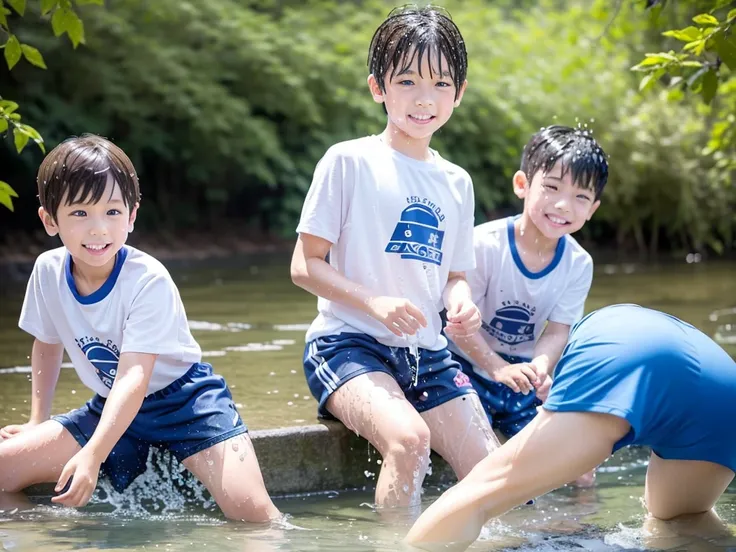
left=447, top=126, right=609, bottom=487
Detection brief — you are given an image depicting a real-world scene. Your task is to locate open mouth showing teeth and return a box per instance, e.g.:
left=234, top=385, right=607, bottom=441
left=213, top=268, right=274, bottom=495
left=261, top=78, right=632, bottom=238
left=84, top=244, right=111, bottom=251
left=546, top=215, right=569, bottom=225
left=409, top=114, right=435, bottom=122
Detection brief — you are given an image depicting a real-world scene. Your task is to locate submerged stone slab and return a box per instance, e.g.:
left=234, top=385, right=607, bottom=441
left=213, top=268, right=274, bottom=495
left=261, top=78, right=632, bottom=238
left=25, top=421, right=456, bottom=499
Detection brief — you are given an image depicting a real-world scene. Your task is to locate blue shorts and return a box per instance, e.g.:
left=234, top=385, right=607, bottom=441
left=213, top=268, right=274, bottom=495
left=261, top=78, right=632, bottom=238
left=545, top=304, right=736, bottom=472
left=455, top=353, right=541, bottom=438
left=303, top=332, right=477, bottom=417
left=54, top=362, right=247, bottom=492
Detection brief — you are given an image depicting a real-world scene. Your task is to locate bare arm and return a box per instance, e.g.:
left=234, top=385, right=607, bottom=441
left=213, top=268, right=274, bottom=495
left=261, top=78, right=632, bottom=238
left=85, top=352, right=155, bottom=459
left=531, top=321, right=570, bottom=377
left=53, top=351, right=155, bottom=507
left=442, top=272, right=482, bottom=338
left=290, top=233, right=427, bottom=337
left=29, top=339, right=65, bottom=423
left=0, top=339, right=64, bottom=439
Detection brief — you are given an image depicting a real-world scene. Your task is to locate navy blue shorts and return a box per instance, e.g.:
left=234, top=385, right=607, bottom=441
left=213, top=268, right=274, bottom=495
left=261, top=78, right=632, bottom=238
left=53, top=362, right=247, bottom=492
left=545, top=304, right=736, bottom=472
left=303, top=332, right=477, bottom=418
left=454, top=353, right=542, bottom=438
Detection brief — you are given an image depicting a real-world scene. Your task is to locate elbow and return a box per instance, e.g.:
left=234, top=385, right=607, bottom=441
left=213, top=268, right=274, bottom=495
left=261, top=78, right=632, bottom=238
left=290, top=260, right=309, bottom=289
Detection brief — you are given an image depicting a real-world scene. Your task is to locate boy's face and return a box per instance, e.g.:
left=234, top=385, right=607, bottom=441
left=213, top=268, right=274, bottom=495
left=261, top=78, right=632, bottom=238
left=39, top=174, right=138, bottom=271
left=368, top=51, right=466, bottom=141
left=515, top=161, right=600, bottom=240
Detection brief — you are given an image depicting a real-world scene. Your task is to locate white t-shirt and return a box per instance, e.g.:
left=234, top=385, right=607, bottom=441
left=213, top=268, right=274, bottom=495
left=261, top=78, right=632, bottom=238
left=296, top=135, right=476, bottom=351
left=19, top=246, right=202, bottom=397
left=449, top=216, right=593, bottom=376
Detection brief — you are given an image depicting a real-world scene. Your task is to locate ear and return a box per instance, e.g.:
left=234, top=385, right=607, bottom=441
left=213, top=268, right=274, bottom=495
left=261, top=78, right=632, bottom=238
left=38, top=207, right=58, bottom=237
left=367, top=74, right=385, bottom=104
left=453, top=79, right=468, bottom=107
left=512, top=170, right=529, bottom=200
left=128, top=202, right=139, bottom=232
left=586, top=199, right=601, bottom=220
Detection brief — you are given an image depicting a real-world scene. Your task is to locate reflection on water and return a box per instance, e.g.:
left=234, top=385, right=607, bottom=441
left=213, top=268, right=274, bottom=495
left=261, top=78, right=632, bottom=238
left=0, top=254, right=734, bottom=550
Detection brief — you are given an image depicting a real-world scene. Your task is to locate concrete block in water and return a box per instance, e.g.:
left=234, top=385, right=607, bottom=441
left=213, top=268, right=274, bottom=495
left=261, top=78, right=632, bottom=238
left=25, top=421, right=456, bottom=498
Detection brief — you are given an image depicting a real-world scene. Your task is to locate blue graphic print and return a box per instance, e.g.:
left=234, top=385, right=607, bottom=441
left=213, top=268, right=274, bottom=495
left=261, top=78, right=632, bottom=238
left=385, top=204, right=445, bottom=265
left=81, top=340, right=120, bottom=389
left=483, top=304, right=536, bottom=345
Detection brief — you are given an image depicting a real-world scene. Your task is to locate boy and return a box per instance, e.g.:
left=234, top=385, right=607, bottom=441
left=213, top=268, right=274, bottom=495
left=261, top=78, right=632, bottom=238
left=0, top=135, right=280, bottom=523
left=290, top=5, right=497, bottom=508
left=406, top=304, right=736, bottom=550
left=448, top=125, right=608, bottom=485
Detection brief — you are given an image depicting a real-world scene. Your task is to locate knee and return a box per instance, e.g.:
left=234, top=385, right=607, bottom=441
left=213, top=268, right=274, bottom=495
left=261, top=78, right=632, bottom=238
left=382, top=422, right=431, bottom=464
left=0, top=444, right=21, bottom=492
left=220, top=494, right=280, bottom=524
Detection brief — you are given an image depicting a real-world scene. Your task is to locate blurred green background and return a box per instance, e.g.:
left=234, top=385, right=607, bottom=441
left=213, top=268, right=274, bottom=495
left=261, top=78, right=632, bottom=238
left=1, top=0, right=734, bottom=258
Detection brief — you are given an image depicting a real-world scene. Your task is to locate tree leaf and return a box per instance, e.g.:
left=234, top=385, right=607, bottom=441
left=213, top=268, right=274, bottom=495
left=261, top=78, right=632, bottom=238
left=20, top=123, right=45, bottom=152
left=0, top=100, right=19, bottom=114
left=75, top=0, right=104, bottom=4
left=701, top=69, right=718, bottom=104
left=6, top=0, right=25, bottom=16
left=0, top=7, right=10, bottom=29
left=663, top=27, right=701, bottom=42
left=639, top=69, right=666, bottom=92
left=0, top=181, right=19, bottom=211
left=0, top=118, right=8, bottom=133
left=692, top=14, right=718, bottom=27
left=13, top=126, right=30, bottom=153
left=41, top=0, right=59, bottom=15
left=21, top=44, right=47, bottom=69
left=51, top=7, right=85, bottom=46
left=0, top=180, right=19, bottom=198
left=3, top=35, right=22, bottom=70
left=728, top=9, right=736, bottom=23
left=714, top=33, right=736, bottom=71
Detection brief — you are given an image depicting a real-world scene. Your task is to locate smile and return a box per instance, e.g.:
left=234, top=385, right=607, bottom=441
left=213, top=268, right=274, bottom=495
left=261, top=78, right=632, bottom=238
left=84, top=244, right=112, bottom=255
left=408, top=114, right=435, bottom=124
left=545, top=214, right=570, bottom=226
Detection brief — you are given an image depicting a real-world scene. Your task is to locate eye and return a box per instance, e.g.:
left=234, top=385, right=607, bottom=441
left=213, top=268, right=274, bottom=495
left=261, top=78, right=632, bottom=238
left=70, top=210, right=87, bottom=217
left=436, top=81, right=451, bottom=88
left=398, top=79, right=414, bottom=86
left=543, top=184, right=558, bottom=191
left=576, top=194, right=592, bottom=201
left=107, top=209, right=122, bottom=215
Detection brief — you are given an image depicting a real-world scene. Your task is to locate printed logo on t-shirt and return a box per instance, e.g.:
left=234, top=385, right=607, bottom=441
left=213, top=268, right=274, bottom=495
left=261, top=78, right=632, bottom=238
left=483, top=302, right=536, bottom=345
left=75, top=336, right=120, bottom=389
left=385, top=198, right=445, bottom=266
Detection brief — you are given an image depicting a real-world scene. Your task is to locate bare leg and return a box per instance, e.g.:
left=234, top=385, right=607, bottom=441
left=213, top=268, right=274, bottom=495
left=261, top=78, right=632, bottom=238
left=404, top=410, right=630, bottom=551
left=420, top=394, right=498, bottom=480
left=0, top=420, right=81, bottom=493
left=326, top=372, right=431, bottom=508
left=644, top=453, right=734, bottom=520
left=183, top=432, right=281, bottom=523
left=643, top=508, right=733, bottom=550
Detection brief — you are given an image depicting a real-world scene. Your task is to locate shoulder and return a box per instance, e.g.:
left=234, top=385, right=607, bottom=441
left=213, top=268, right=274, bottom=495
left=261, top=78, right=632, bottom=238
left=563, top=234, right=594, bottom=271
left=31, top=246, right=66, bottom=277
left=474, top=217, right=510, bottom=248
left=122, top=247, right=177, bottom=293
left=321, top=136, right=380, bottom=164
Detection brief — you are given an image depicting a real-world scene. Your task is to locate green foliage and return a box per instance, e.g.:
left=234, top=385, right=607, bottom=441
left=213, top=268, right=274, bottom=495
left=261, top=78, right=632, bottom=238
left=0, top=0, right=98, bottom=210
left=0, top=0, right=733, bottom=255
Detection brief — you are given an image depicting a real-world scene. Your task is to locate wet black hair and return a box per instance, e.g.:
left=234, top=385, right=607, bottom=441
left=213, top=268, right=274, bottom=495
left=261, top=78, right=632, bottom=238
left=368, top=4, right=467, bottom=100
left=37, top=134, right=140, bottom=221
left=520, top=125, right=609, bottom=200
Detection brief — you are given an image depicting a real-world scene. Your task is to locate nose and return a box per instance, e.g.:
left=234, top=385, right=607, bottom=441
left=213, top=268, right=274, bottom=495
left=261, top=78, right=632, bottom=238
left=554, top=196, right=571, bottom=212
left=415, top=85, right=435, bottom=108
left=88, top=215, right=109, bottom=236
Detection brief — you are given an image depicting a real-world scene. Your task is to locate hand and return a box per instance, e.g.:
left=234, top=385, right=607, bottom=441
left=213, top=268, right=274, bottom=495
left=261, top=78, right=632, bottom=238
left=0, top=421, right=43, bottom=441
left=534, top=373, right=553, bottom=402
left=489, top=363, right=539, bottom=395
left=445, top=299, right=481, bottom=338
left=367, top=296, right=427, bottom=337
left=51, top=448, right=102, bottom=508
